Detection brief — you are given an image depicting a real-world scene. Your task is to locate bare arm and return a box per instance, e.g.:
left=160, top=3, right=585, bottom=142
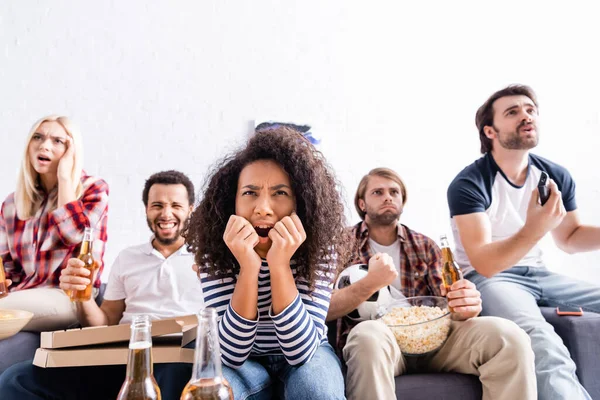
left=551, top=210, right=600, bottom=254
left=326, top=253, right=397, bottom=321
left=455, top=180, right=566, bottom=278
left=76, top=298, right=125, bottom=327
left=326, top=281, right=378, bottom=321
left=60, top=258, right=125, bottom=326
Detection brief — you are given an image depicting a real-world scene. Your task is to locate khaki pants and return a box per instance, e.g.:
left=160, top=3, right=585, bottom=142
left=343, top=317, right=537, bottom=400
left=0, top=288, right=78, bottom=332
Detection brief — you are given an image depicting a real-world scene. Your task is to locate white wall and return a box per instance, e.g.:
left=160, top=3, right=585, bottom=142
left=1, top=1, right=599, bottom=282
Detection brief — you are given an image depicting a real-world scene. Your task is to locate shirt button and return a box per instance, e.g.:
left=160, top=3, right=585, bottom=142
left=414, top=272, right=420, bottom=278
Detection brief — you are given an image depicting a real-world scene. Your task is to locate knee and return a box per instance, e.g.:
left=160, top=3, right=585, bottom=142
left=0, top=361, right=36, bottom=396
left=344, top=320, right=393, bottom=357
left=475, top=317, right=532, bottom=357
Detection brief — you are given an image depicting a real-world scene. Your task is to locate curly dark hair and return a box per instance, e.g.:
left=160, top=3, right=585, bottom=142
left=142, top=170, right=195, bottom=207
left=185, top=126, right=351, bottom=290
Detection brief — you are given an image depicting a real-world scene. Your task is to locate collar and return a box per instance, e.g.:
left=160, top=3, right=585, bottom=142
left=143, top=235, right=189, bottom=256
left=357, top=220, right=407, bottom=243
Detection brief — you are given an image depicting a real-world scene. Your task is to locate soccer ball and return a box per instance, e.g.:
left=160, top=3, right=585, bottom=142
left=335, top=263, right=396, bottom=321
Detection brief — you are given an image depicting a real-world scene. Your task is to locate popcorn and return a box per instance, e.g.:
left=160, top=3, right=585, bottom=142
left=382, top=305, right=451, bottom=355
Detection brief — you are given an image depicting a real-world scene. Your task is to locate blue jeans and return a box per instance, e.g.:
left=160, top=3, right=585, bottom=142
left=0, top=360, right=191, bottom=400
left=223, top=343, right=345, bottom=400
left=467, top=266, right=600, bottom=400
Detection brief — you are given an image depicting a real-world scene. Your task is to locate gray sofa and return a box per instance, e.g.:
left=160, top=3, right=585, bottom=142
left=329, top=308, right=600, bottom=399
left=0, top=285, right=107, bottom=376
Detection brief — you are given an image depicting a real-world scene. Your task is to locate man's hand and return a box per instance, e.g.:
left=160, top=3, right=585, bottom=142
left=4, top=278, right=12, bottom=287
left=441, top=279, right=482, bottom=320
left=361, top=252, right=398, bottom=292
left=523, top=179, right=567, bottom=241
left=59, top=258, right=93, bottom=294
left=266, top=213, right=306, bottom=268
left=223, top=215, right=261, bottom=273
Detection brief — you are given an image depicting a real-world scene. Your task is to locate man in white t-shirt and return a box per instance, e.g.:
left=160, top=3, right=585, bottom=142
left=327, top=168, right=536, bottom=400
left=448, top=85, right=600, bottom=400
left=0, top=170, right=203, bottom=400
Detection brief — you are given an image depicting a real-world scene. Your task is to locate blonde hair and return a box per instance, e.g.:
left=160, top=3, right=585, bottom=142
left=15, top=115, right=84, bottom=219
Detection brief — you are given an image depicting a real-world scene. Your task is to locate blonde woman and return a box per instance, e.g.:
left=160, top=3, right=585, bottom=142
left=0, top=115, right=109, bottom=331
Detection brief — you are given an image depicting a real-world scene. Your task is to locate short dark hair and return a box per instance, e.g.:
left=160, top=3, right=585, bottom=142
left=142, top=170, right=195, bottom=207
left=476, top=84, right=538, bottom=153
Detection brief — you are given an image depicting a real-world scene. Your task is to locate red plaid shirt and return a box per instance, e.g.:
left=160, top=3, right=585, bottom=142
left=0, top=173, right=108, bottom=291
left=335, top=221, right=444, bottom=355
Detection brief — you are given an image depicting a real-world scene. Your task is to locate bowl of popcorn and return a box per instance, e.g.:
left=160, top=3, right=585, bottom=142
left=380, top=296, right=451, bottom=356
left=0, top=309, right=34, bottom=340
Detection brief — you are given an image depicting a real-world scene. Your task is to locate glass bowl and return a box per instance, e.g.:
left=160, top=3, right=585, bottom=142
left=379, top=296, right=451, bottom=356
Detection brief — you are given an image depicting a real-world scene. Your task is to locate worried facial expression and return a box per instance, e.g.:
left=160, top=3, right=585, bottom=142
left=146, top=184, right=192, bottom=246
left=360, top=175, right=404, bottom=226
left=235, top=160, right=296, bottom=257
left=28, top=121, right=69, bottom=178
left=488, top=95, right=539, bottom=151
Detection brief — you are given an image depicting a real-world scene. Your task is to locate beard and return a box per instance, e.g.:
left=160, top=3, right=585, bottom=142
left=365, top=204, right=402, bottom=226
left=147, top=218, right=183, bottom=246
left=494, top=122, right=539, bottom=150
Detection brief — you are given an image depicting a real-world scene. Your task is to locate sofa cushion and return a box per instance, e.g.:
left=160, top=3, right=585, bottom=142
left=396, top=373, right=482, bottom=399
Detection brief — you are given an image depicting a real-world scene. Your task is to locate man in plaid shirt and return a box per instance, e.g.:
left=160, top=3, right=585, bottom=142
left=327, top=168, right=536, bottom=400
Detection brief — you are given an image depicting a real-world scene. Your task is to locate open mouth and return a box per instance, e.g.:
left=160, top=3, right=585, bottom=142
left=37, top=155, right=51, bottom=162
left=254, top=226, right=273, bottom=237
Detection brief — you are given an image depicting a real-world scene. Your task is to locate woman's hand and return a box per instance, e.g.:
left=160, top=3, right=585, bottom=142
left=266, top=213, right=306, bottom=269
left=223, top=215, right=262, bottom=273
left=57, top=137, right=74, bottom=182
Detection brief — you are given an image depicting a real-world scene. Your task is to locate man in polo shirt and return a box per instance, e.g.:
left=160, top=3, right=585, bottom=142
left=447, top=84, right=600, bottom=399
left=327, top=168, right=536, bottom=400
left=0, top=170, right=203, bottom=400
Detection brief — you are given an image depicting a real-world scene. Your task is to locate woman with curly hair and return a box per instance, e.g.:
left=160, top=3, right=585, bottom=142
left=186, top=126, right=350, bottom=399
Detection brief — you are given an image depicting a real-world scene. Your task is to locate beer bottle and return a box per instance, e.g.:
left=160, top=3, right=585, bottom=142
left=117, top=315, right=161, bottom=400
left=0, top=258, right=8, bottom=298
left=70, top=227, right=97, bottom=302
left=180, top=308, right=233, bottom=400
left=440, top=234, right=463, bottom=311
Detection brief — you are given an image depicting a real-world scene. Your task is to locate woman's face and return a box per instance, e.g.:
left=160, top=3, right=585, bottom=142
left=27, top=121, right=69, bottom=178
left=235, top=159, right=296, bottom=257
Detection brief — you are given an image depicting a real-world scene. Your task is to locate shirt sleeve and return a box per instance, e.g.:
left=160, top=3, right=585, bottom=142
left=103, top=253, right=126, bottom=301
left=447, top=176, right=488, bottom=217
left=425, top=239, right=444, bottom=297
left=200, top=272, right=258, bottom=369
left=48, top=178, right=109, bottom=247
left=550, top=168, right=577, bottom=212
left=269, top=264, right=334, bottom=366
left=0, top=203, right=22, bottom=284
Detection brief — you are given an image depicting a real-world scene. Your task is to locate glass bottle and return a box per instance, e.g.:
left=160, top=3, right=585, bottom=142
left=117, top=315, right=162, bottom=400
left=180, top=308, right=233, bottom=400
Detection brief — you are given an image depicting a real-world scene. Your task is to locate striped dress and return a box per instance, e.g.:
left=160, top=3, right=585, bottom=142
left=200, top=259, right=334, bottom=369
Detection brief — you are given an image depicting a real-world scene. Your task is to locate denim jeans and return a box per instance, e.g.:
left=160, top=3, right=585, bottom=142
left=223, top=343, right=345, bottom=400
left=467, top=266, right=600, bottom=400
left=0, top=360, right=192, bottom=400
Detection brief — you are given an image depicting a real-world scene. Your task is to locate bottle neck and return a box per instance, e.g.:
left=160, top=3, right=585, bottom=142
left=126, top=317, right=153, bottom=380
left=80, top=227, right=94, bottom=255
left=191, top=308, right=223, bottom=382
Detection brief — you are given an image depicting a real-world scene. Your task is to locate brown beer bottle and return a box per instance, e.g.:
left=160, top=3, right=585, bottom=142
left=440, top=234, right=463, bottom=311
left=117, top=315, right=162, bottom=400
left=180, top=308, right=233, bottom=400
left=0, top=258, right=9, bottom=298
left=70, top=227, right=97, bottom=302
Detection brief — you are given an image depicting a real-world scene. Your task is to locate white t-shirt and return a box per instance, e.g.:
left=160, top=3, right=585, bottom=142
left=103, top=239, right=204, bottom=324
left=368, top=238, right=402, bottom=291
left=448, top=153, right=577, bottom=276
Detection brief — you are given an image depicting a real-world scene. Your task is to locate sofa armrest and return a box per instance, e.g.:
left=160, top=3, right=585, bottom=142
left=541, top=307, right=600, bottom=397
